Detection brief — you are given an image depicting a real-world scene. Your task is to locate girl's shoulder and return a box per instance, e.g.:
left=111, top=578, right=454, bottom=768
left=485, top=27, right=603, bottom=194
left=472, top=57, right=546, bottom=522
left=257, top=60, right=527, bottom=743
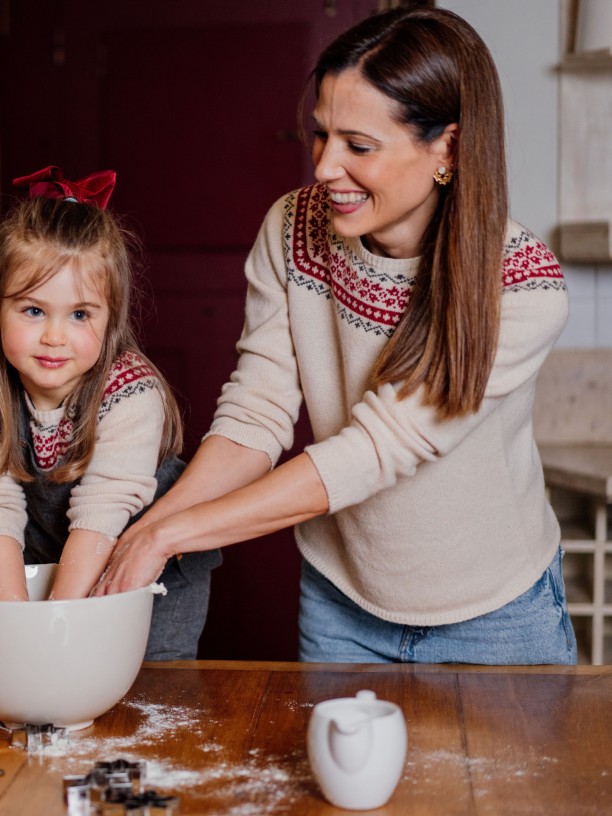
left=101, top=350, right=161, bottom=408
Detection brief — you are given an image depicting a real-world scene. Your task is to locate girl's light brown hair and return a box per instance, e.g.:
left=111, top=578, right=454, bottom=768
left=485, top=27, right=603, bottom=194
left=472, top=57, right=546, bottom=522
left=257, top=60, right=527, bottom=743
left=0, top=195, right=183, bottom=483
left=310, top=6, right=507, bottom=417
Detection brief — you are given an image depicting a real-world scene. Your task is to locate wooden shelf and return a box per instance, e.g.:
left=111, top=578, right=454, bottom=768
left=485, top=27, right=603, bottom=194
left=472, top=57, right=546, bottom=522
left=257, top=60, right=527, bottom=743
left=557, top=21, right=612, bottom=264
left=560, top=48, right=612, bottom=71
left=545, top=477, right=612, bottom=664
left=558, top=221, right=612, bottom=263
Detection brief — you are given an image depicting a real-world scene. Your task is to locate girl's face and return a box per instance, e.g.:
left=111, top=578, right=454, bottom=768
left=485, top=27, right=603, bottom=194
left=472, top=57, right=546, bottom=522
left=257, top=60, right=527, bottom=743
left=0, top=260, right=110, bottom=410
left=312, top=69, right=456, bottom=259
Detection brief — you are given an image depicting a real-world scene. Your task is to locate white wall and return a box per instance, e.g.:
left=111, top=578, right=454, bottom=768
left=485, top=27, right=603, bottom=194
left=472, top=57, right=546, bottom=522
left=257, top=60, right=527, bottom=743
left=438, top=0, right=612, bottom=348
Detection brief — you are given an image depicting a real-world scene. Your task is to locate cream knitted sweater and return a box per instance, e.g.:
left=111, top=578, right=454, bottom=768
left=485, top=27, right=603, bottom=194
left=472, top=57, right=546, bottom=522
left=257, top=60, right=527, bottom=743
left=0, top=351, right=165, bottom=548
left=209, top=184, right=568, bottom=625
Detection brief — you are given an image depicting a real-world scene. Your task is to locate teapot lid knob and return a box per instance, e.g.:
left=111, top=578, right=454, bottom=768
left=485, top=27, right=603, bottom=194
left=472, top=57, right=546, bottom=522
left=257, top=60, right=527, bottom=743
left=356, top=690, right=377, bottom=700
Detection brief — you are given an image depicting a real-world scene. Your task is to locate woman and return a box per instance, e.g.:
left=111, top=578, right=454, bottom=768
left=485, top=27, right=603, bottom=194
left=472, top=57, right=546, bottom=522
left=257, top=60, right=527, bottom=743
left=96, top=6, right=576, bottom=665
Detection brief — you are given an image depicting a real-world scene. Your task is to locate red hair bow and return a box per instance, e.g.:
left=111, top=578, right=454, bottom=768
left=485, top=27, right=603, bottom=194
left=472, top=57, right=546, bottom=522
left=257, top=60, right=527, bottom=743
left=12, top=165, right=117, bottom=209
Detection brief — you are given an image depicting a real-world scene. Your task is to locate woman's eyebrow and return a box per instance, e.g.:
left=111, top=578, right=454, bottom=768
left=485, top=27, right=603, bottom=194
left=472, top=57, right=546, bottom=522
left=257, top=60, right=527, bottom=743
left=311, top=114, right=380, bottom=141
left=311, top=114, right=324, bottom=129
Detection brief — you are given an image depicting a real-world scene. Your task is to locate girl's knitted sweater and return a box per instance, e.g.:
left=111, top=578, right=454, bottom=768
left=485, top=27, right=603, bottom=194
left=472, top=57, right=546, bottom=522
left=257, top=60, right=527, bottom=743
left=0, top=350, right=166, bottom=548
left=208, top=184, right=568, bottom=625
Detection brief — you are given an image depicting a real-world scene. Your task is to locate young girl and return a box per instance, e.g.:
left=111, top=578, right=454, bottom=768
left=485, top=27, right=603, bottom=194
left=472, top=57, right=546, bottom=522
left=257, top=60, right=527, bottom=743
left=97, top=7, right=576, bottom=665
left=0, top=165, right=220, bottom=659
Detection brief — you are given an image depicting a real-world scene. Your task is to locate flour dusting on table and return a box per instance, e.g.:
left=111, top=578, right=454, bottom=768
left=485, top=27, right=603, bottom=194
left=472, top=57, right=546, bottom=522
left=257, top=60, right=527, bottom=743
left=32, top=694, right=315, bottom=813
left=404, top=746, right=562, bottom=791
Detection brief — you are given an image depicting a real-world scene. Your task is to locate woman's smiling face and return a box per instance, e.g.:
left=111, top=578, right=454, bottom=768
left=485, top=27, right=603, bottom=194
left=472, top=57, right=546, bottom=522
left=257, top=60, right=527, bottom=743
left=311, top=68, right=456, bottom=260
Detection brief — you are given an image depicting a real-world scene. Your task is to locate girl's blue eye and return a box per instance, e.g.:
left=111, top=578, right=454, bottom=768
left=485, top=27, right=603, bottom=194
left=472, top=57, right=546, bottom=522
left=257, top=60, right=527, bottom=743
left=24, top=306, right=43, bottom=317
left=72, top=310, right=89, bottom=321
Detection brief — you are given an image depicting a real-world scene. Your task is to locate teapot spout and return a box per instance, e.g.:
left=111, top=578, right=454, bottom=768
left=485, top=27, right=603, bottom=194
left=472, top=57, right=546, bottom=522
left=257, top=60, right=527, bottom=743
left=329, top=717, right=372, bottom=773
left=330, top=714, right=370, bottom=736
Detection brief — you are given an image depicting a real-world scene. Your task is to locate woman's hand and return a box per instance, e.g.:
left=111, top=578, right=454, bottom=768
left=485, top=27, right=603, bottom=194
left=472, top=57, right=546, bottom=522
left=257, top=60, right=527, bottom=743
left=94, top=451, right=328, bottom=596
left=92, top=522, right=171, bottom=595
left=93, top=436, right=273, bottom=595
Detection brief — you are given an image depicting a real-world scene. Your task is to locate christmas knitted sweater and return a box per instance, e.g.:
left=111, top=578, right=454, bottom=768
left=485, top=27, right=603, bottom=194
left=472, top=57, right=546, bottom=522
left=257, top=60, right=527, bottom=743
left=208, top=183, right=568, bottom=625
left=0, top=350, right=167, bottom=549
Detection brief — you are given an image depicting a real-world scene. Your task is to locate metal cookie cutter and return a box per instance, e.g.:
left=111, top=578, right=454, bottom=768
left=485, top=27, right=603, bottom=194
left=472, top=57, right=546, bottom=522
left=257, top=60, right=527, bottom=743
left=63, top=758, right=145, bottom=811
left=0, top=721, right=68, bottom=753
left=63, top=758, right=179, bottom=814
left=92, top=759, right=147, bottom=798
left=99, top=788, right=180, bottom=814
left=63, top=774, right=91, bottom=812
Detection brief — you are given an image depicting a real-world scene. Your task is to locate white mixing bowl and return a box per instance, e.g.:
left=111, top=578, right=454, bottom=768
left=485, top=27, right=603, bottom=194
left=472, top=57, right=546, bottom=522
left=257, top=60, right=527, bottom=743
left=0, top=564, right=155, bottom=730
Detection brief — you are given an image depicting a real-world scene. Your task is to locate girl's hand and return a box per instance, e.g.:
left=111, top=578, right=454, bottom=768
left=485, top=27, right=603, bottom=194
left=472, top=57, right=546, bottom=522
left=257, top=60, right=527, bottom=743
left=49, top=531, right=117, bottom=600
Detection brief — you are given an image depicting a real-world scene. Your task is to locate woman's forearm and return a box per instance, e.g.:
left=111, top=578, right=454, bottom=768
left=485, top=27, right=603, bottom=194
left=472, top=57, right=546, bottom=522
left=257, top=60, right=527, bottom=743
left=119, top=435, right=272, bottom=543
left=156, top=452, right=328, bottom=556
left=94, top=452, right=328, bottom=594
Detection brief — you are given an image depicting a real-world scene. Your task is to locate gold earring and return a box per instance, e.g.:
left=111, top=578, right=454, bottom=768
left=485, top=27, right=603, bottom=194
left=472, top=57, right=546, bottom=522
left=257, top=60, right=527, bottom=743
left=433, top=165, right=454, bottom=185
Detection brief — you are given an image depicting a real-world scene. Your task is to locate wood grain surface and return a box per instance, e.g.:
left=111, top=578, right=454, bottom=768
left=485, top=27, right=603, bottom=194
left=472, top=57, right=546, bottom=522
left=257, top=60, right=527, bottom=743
left=0, top=662, right=610, bottom=815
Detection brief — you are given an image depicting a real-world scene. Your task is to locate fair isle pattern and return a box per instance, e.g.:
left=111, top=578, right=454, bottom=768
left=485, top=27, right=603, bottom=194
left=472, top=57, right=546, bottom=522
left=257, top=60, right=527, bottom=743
left=31, top=413, right=75, bottom=472
left=285, top=184, right=566, bottom=334
left=98, top=351, right=158, bottom=422
left=286, top=184, right=414, bottom=338
left=30, top=351, right=159, bottom=471
left=502, top=227, right=565, bottom=293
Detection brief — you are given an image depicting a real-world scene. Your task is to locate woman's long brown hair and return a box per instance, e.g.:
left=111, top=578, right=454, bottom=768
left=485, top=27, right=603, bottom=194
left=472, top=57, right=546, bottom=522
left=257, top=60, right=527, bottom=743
left=311, top=6, right=507, bottom=417
left=0, top=196, right=183, bottom=483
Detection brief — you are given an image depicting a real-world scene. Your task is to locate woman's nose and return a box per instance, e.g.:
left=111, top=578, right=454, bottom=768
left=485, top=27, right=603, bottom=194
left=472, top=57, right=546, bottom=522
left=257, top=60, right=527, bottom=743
left=313, top=140, right=344, bottom=183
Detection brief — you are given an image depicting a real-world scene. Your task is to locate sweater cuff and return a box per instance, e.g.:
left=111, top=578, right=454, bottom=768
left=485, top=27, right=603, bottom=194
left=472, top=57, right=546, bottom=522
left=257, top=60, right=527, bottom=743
left=0, top=527, right=25, bottom=551
left=205, top=419, right=281, bottom=468
left=305, top=432, right=406, bottom=514
left=68, top=507, right=131, bottom=540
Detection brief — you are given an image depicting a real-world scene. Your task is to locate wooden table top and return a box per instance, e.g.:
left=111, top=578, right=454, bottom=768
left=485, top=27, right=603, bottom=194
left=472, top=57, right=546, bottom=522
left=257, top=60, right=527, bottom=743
left=1, top=661, right=611, bottom=815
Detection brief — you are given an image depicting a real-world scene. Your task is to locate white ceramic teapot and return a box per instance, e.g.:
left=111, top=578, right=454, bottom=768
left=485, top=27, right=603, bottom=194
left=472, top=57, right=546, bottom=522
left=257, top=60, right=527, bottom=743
left=307, top=689, right=407, bottom=810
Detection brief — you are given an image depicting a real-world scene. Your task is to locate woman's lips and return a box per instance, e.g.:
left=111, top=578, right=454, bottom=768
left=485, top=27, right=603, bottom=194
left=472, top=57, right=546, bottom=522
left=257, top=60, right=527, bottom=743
left=329, top=190, right=369, bottom=215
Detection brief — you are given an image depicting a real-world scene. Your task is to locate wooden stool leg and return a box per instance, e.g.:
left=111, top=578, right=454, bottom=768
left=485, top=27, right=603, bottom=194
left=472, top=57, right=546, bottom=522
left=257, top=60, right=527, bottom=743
left=592, top=500, right=607, bottom=665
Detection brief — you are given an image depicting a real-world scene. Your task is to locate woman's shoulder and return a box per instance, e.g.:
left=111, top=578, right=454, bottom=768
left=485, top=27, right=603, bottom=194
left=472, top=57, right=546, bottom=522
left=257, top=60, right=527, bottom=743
left=498, top=220, right=568, bottom=340
left=266, top=183, right=329, bottom=224
left=272, top=182, right=326, bottom=206
left=501, top=219, right=564, bottom=291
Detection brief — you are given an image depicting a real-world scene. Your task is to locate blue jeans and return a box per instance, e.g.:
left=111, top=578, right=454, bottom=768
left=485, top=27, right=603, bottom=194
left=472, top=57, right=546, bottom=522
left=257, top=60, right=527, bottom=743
left=298, top=548, right=577, bottom=664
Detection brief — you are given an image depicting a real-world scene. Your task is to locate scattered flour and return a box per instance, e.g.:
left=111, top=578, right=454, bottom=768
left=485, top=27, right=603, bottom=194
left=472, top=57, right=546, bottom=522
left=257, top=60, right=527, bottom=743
left=18, top=692, right=579, bottom=816
left=29, top=696, right=213, bottom=762
left=25, top=694, right=314, bottom=814
left=404, top=746, right=562, bottom=792
left=284, top=699, right=314, bottom=713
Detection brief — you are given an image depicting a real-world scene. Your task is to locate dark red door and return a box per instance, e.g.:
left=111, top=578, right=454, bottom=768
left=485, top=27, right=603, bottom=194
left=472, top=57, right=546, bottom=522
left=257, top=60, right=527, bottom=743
left=1, top=0, right=375, bottom=660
